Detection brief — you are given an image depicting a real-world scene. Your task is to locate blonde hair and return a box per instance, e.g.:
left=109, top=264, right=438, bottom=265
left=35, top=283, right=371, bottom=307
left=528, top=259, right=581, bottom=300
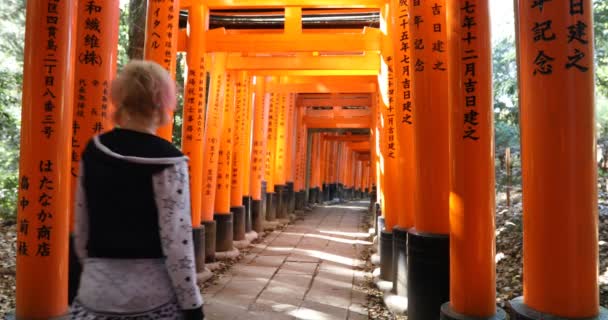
left=111, top=60, right=176, bottom=122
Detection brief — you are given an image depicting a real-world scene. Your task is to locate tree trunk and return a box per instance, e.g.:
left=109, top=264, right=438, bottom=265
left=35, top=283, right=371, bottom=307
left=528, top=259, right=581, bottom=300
left=128, top=0, right=146, bottom=60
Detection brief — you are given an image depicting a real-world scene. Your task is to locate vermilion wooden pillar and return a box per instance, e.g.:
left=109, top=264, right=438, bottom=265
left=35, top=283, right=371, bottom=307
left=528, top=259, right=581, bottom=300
left=241, top=75, right=254, bottom=233
left=230, top=71, right=249, bottom=240
left=250, top=77, right=270, bottom=233
left=442, top=0, right=505, bottom=319
left=68, top=0, right=120, bottom=303
left=200, top=53, right=227, bottom=262
left=143, top=0, right=179, bottom=140
left=510, top=0, right=607, bottom=318
left=407, top=0, right=451, bottom=318
left=181, top=2, right=208, bottom=273
left=214, top=70, right=236, bottom=253
left=16, top=0, right=76, bottom=317
left=274, top=91, right=289, bottom=219
left=264, top=87, right=279, bottom=221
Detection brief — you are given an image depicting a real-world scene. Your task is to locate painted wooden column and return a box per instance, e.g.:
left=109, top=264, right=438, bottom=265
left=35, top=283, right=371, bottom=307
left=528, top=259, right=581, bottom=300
left=181, top=2, right=208, bottom=272
left=389, top=0, right=416, bottom=301
left=241, top=75, right=254, bottom=233
left=230, top=71, right=249, bottom=240
left=442, top=0, right=506, bottom=319
left=200, top=52, right=227, bottom=262
left=407, top=0, right=451, bottom=318
left=510, top=0, right=607, bottom=318
left=264, top=85, right=280, bottom=221
left=309, top=132, right=322, bottom=203
left=274, top=91, right=289, bottom=219
left=68, top=0, right=120, bottom=302
left=143, top=0, right=179, bottom=140
left=390, top=0, right=415, bottom=230
left=377, top=2, right=399, bottom=283
left=294, top=105, right=308, bottom=209
left=285, top=93, right=297, bottom=213
left=250, top=77, right=270, bottom=233
left=214, top=71, right=236, bottom=253
left=16, top=0, right=76, bottom=317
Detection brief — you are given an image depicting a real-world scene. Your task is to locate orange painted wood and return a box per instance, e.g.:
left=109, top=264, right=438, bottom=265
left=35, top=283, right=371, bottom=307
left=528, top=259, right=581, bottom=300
left=215, top=71, right=236, bottom=214
left=16, top=0, right=76, bottom=316
left=181, top=2, right=207, bottom=226
left=201, top=53, right=227, bottom=222
left=447, top=0, right=496, bottom=316
left=250, top=77, right=271, bottom=201
left=410, top=0, right=450, bottom=234
left=70, top=0, right=120, bottom=232
left=516, top=0, right=599, bottom=316
left=144, top=0, right=180, bottom=141
left=241, top=75, right=254, bottom=197
left=390, top=0, right=415, bottom=229
left=230, top=72, right=249, bottom=207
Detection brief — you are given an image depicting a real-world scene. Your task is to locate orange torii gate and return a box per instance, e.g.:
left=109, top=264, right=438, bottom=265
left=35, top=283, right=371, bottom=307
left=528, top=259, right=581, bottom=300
left=13, top=0, right=607, bottom=319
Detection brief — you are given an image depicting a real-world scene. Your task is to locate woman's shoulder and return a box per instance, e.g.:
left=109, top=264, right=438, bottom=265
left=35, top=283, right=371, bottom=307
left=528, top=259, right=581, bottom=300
left=92, top=128, right=184, bottom=159
left=81, top=129, right=187, bottom=169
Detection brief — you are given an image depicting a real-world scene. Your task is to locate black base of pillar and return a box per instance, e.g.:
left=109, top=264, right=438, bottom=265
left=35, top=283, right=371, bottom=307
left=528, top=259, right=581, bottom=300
left=377, top=215, right=385, bottom=242
left=323, top=183, right=331, bottom=202
left=441, top=303, right=507, bottom=320
left=369, top=192, right=377, bottom=212
left=68, top=234, right=82, bottom=305
left=407, top=229, right=450, bottom=320
left=203, top=220, right=217, bottom=262
left=392, top=226, right=408, bottom=296
left=192, top=226, right=205, bottom=272
left=243, top=196, right=252, bottom=233
left=295, top=191, right=305, bottom=210
left=508, top=297, right=608, bottom=320
left=286, top=182, right=295, bottom=214
left=214, top=213, right=233, bottom=252
left=275, top=185, right=287, bottom=219
left=266, top=192, right=277, bottom=221
left=231, top=206, right=246, bottom=241
left=379, top=230, right=393, bottom=282
left=252, top=199, right=264, bottom=233
left=329, top=183, right=338, bottom=200
left=315, top=187, right=322, bottom=203
left=308, top=188, right=316, bottom=204
left=261, top=185, right=267, bottom=223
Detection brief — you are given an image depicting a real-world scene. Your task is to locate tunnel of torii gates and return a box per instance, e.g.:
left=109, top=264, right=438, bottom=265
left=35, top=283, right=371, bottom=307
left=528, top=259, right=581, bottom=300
left=12, top=0, right=607, bottom=319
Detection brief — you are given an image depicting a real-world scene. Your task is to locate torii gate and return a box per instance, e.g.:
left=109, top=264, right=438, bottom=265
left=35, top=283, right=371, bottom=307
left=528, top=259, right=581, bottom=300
left=14, top=0, right=605, bottom=319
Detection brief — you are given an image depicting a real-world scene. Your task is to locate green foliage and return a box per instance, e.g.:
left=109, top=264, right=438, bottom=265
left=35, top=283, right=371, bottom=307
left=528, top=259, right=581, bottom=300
left=492, top=34, right=521, bottom=193
left=594, top=0, right=608, bottom=96
left=493, top=36, right=519, bottom=126
left=0, top=0, right=24, bottom=219
left=118, top=6, right=130, bottom=70
left=172, top=54, right=186, bottom=148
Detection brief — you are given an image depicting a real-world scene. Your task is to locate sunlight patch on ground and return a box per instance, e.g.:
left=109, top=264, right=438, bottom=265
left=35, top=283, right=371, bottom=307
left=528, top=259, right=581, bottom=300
left=329, top=205, right=367, bottom=210
left=319, top=230, right=371, bottom=238
left=282, top=232, right=372, bottom=245
left=290, top=307, right=333, bottom=320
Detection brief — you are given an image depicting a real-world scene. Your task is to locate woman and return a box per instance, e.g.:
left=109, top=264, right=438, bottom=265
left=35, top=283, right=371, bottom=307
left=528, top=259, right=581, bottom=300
left=71, top=60, right=204, bottom=319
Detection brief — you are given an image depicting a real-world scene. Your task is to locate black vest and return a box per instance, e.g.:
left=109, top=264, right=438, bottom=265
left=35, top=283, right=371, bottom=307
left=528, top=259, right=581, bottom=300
left=81, top=128, right=185, bottom=259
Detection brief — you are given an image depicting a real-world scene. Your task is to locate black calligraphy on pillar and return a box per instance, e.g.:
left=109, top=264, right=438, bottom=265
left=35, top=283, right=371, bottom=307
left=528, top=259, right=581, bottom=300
left=565, top=0, right=589, bottom=72
left=385, top=55, right=396, bottom=158
left=461, top=2, right=480, bottom=141
left=79, top=0, right=103, bottom=66
left=42, top=1, right=60, bottom=139
left=398, top=1, right=413, bottom=125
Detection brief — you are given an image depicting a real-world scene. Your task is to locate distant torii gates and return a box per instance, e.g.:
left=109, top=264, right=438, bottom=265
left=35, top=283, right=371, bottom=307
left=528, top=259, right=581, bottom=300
left=14, top=0, right=605, bottom=319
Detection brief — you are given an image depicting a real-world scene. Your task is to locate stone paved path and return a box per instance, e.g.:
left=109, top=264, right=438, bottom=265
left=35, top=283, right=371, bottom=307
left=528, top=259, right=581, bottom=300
left=203, top=201, right=372, bottom=320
